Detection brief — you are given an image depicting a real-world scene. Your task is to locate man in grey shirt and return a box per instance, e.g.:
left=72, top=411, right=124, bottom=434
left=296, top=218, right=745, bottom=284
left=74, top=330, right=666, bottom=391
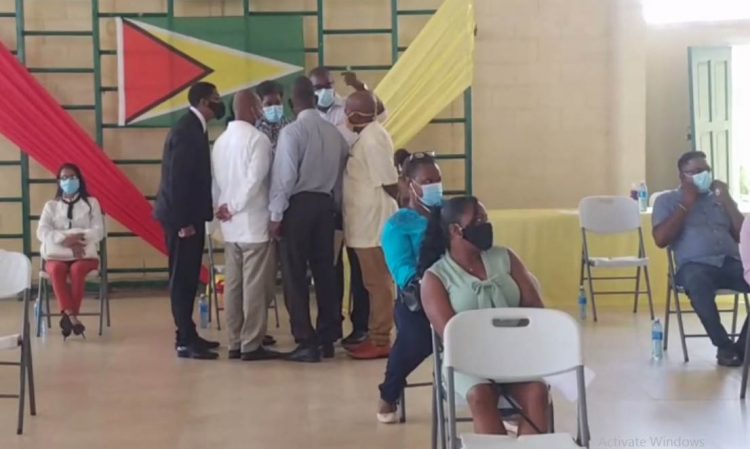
left=653, top=151, right=748, bottom=367
left=268, top=76, right=349, bottom=363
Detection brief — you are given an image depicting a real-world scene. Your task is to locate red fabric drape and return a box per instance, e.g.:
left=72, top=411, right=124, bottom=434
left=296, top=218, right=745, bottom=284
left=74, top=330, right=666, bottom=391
left=0, top=42, right=207, bottom=283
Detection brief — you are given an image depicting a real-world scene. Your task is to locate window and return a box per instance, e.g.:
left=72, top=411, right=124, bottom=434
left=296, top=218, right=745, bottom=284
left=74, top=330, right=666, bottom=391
left=642, top=0, right=750, bottom=25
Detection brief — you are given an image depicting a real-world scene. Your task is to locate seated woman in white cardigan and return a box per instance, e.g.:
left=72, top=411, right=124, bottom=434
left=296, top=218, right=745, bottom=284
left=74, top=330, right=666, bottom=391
left=36, top=163, right=103, bottom=339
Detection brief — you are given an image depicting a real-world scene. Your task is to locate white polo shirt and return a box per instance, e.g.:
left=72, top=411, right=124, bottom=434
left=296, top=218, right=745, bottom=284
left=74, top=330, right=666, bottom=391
left=342, top=121, right=398, bottom=248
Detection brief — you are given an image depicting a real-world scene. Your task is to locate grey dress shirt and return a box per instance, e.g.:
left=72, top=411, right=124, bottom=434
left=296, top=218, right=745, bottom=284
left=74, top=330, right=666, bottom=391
left=268, top=109, right=349, bottom=222
left=652, top=189, right=740, bottom=268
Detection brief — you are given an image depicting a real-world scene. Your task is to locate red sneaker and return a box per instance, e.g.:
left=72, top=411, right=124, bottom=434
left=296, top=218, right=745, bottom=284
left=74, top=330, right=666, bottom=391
left=346, top=340, right=391, bottom=360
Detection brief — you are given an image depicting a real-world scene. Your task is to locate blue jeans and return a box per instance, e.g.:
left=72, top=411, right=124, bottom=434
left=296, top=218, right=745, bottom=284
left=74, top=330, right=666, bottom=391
left=676, top=258, right=750, bottom=349
left=378, top=299, right=433, bottom=403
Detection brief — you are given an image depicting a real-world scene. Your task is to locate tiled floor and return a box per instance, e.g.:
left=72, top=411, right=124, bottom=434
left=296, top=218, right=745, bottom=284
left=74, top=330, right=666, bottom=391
left=0, top=296, right=748, bottom=448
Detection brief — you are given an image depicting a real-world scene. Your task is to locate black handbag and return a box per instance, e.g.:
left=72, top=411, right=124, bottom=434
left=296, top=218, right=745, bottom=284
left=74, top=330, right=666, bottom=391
left=398, top=276, right=422, bottom=312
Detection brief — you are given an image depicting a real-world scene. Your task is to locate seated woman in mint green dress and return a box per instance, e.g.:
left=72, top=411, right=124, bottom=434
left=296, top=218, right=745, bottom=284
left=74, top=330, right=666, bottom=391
left=420, top=196, right=549, bottom=435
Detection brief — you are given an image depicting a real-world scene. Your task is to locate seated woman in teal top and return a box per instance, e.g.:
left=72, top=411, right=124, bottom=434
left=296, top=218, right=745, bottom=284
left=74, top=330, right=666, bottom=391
left=376, top=151, right=443, bottom=424
left=420, top=196, right=549, bottom=435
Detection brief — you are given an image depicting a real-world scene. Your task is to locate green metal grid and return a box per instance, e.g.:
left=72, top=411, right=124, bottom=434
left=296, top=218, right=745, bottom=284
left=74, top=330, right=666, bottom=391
left=2, top=0, right=473, bottom=284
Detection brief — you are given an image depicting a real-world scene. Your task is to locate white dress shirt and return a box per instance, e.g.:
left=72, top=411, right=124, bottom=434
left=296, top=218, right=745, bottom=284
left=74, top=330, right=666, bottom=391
left=37, top=196, right=104, bottom=259
left=343, top=121, right=399, bottom=248
left=212, top=121, right=273, bottom=243
left=190, top=106, right=207, bottom=133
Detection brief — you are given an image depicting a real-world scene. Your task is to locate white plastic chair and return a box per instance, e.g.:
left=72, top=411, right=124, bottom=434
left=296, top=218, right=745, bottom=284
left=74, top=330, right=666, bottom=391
left=578, top=196, right=654, bottom=322
left=443, top=308, right=589, bottom=449
left=0, top=250, right=37, bottom=434
left=205, top=221, right=280, bottom=331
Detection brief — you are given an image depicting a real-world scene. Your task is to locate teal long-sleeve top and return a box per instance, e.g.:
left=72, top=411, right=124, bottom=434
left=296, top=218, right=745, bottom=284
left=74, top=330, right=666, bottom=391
left=381, top=208, right=428, bottom=290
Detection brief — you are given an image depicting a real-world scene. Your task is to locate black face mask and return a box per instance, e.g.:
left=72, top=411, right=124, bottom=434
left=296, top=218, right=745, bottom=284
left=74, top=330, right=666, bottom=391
left=209, top=101, right=226, bottom=120
left=461, top=222, right=493, bottom=251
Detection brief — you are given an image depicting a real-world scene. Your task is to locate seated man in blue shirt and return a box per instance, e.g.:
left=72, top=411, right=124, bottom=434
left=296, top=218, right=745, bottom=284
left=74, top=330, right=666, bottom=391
left=653, top=151, right=748, bottom=367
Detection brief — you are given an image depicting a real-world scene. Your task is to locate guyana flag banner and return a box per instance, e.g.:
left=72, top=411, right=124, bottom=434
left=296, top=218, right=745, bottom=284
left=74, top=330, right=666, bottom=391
left=116, top=16, right=305, bottom=126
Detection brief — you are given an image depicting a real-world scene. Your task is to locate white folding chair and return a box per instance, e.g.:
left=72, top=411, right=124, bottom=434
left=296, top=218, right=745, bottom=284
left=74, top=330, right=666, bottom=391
left=578, top=196, right=654, bottom=322
left=205, top=221, right=280, bottom=331
left=443, top=308, right=589, bottom=449
left=662, top=248, right=750, bottom=363
left=742, top=327, right=750, bottom=399
left=0, top=250, right=37, bottom=434
left=36, top=228, right=110, bottom=338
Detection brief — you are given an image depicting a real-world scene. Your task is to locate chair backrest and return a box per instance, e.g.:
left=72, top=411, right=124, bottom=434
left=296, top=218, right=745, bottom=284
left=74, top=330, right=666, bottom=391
left=578, top=196, right=641, bottom=234
left=0, top=251, right=32, bottom=298
left=649, top=190, right=670, bottom=207
left=443, top=308, right=582, bottom=382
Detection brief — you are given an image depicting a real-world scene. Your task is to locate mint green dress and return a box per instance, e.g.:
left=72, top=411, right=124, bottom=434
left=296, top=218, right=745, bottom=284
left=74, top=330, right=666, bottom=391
left=428, top=246, right=521, bottom=398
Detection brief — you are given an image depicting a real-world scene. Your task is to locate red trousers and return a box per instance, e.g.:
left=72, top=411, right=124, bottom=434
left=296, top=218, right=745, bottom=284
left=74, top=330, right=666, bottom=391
left=45, top=259, right=99, bottom=314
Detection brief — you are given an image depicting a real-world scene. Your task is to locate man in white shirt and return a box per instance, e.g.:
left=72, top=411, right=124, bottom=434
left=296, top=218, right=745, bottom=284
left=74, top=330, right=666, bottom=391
left=341, top=91, right=399, bottom=360
left=212, top=89, right=279, bottom=361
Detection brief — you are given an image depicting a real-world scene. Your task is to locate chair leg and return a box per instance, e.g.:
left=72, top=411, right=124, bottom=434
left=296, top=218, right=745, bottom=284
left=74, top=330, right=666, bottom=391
left=585, top=263, right=597, bottom=322
left=741, top=333, right=750, bottom=399
left=25, top=334, right=36, bottom=416
left=98, top=281, right=105, bottom=337
left=17, top=337, right=27, bottom=435
left=731, top=294, right=739, bottom=340
left=674, top=291, right=690, bottom=362
left=35, top=281, right=43, bottom=338
left=431, top=385, right=438, bottom=449
left=44, top=281, right=52, bottom=330
left=273, top=296, right=280, bottom=328
left=399, top=388, right=406, bottom=423
left=633, top=266, right=642, bottom=313
left=663, top=283, right=672, bottom=351
left=643, top=266, right=655, bottom=320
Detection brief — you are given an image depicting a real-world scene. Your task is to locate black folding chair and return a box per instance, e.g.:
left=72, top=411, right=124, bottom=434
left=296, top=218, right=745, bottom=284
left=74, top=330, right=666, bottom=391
left=663, top=249, right=749, bottom=363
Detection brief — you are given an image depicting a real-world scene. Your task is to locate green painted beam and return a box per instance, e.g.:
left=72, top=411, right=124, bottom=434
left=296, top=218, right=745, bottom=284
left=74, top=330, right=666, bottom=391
left=16, top=0, right=31, bottom=258
left=248, top=11, right=317, bottom=16
left=62, top=104, right=96, bottom=111
left=397, top=9, right=437, bottom=15
left=107, top=232, right=137, bottom=238
left=0, top=12, right=15, bottom=17
left=100, top=86, right=117, bottom=92
left=390, top=0, right=399, bottom=63
left=326, top=65, right=391, bottom=71
left=24, top=30, right=92, bottom=36
left=98, top=12, right=168, bottom=18
left=317, top=0, right=324, bottom=66
left=464, top=88, right=473, bottom=194
left=112, top=159, right=162, bottom=165
left=434, top=154, right=467, bottom=160
left=0, top=160, right=21, bottom=166
left=431, top=118, right=466, bottom=124
left=0, top=197, right=22, bottom=203
left=27, top=178, right=56, bottom=184
left=28, top=67, right=94, bottom=74
left=323, top=28, right=392, bottom=35
left=0, top=234, right=24, bottom=239
left=99, top=50, right=116, bottom=56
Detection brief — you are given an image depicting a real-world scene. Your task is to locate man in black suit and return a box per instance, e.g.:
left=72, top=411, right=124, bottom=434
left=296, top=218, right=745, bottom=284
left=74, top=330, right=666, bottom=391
left=155, top=82, right=226, bottom=360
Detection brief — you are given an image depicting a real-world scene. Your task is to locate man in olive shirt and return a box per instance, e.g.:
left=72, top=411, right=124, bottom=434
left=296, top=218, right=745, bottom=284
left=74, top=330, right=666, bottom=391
left=653, top=151, right=748, bottom=367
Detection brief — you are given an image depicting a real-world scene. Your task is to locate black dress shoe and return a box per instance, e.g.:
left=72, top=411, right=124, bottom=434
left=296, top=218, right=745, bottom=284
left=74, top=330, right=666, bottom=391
left=263, top=335, right=277, bottom=346
left=285, top=344, right=321, bottom=363
left=342, top=330, right=368, bottom=347
left=717, top=347, right=742, bottom=367
left=242, top=347, right=283, bottom=361
left=177, top=346, right=219, bottom=360
left=320, top=342, right=335, bottom=359
left=195, top=336, right=220, bottom=350
left=228, top=349, right=242, bottom=360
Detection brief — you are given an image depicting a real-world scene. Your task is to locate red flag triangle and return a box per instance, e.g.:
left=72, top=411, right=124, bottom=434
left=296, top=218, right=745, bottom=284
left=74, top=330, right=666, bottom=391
left=120, top=20, right=213, bottom=124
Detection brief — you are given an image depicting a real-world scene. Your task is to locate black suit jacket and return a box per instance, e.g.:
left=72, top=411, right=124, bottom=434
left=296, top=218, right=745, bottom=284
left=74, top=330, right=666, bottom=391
left=154, top=111, right=213, bottom=230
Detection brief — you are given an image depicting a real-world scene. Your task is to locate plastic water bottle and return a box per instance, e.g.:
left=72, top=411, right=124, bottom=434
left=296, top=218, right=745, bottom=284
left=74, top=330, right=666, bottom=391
left=34, top=298, right=46, bottom=336
left=578, top=286, right=587, bottom=321
left=638, top=181, right=649, bottom=212
left=199, top=294, right=209, bottom=329
left=651, top=319, right=664, bottom=361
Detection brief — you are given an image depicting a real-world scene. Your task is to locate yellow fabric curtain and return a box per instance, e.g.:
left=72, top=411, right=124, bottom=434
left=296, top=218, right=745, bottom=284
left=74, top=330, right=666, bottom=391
left=374, top=0, right=475, bottom=149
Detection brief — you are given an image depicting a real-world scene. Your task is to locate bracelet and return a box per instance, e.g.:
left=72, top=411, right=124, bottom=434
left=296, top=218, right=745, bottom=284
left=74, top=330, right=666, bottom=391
left=677, top=203, right=688, bottom=213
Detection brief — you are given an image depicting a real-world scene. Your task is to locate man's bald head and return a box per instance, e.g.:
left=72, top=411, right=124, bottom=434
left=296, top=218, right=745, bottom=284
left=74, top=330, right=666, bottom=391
left=233, top=89, right=262, bottom=124
left=345, top=91, right=377, bottom=133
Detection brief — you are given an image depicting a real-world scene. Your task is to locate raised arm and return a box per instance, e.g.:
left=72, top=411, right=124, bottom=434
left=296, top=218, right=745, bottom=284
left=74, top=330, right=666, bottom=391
left=652, top=189, right=697, bottom=248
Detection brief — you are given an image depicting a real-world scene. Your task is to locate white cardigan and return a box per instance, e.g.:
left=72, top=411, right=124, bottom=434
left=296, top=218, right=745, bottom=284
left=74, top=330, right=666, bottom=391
left=36, top=196, right=104, bottom=260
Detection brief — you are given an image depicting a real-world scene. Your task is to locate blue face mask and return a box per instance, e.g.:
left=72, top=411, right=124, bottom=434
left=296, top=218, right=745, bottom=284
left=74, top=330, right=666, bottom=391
left=316, top=88, right=335, bottom=109
left=691, top=170, right=713, bottom=194
left=263, top=105, right=284, bottom=124
left=419, top=182, right=443, bottom=207
left=60, top=178, right=80, bottom=196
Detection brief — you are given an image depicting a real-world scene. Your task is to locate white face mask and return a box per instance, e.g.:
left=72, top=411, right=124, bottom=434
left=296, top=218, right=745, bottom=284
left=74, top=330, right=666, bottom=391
left=315, top=88, right=335, bottom=108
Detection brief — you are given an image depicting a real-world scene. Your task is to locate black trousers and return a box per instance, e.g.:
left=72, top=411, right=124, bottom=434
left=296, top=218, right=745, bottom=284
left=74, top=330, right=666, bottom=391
left=280, top=192, right=338, bottom=345
left=336, top=247, right=370, bottom=336
left=165, top=224, right=205, bottom=347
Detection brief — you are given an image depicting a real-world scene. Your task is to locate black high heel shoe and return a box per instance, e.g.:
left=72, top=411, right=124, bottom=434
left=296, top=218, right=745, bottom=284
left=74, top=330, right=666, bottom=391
left=59, top=314, right=73, bottom=340
left=72, top=321, right=86, bottom=339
